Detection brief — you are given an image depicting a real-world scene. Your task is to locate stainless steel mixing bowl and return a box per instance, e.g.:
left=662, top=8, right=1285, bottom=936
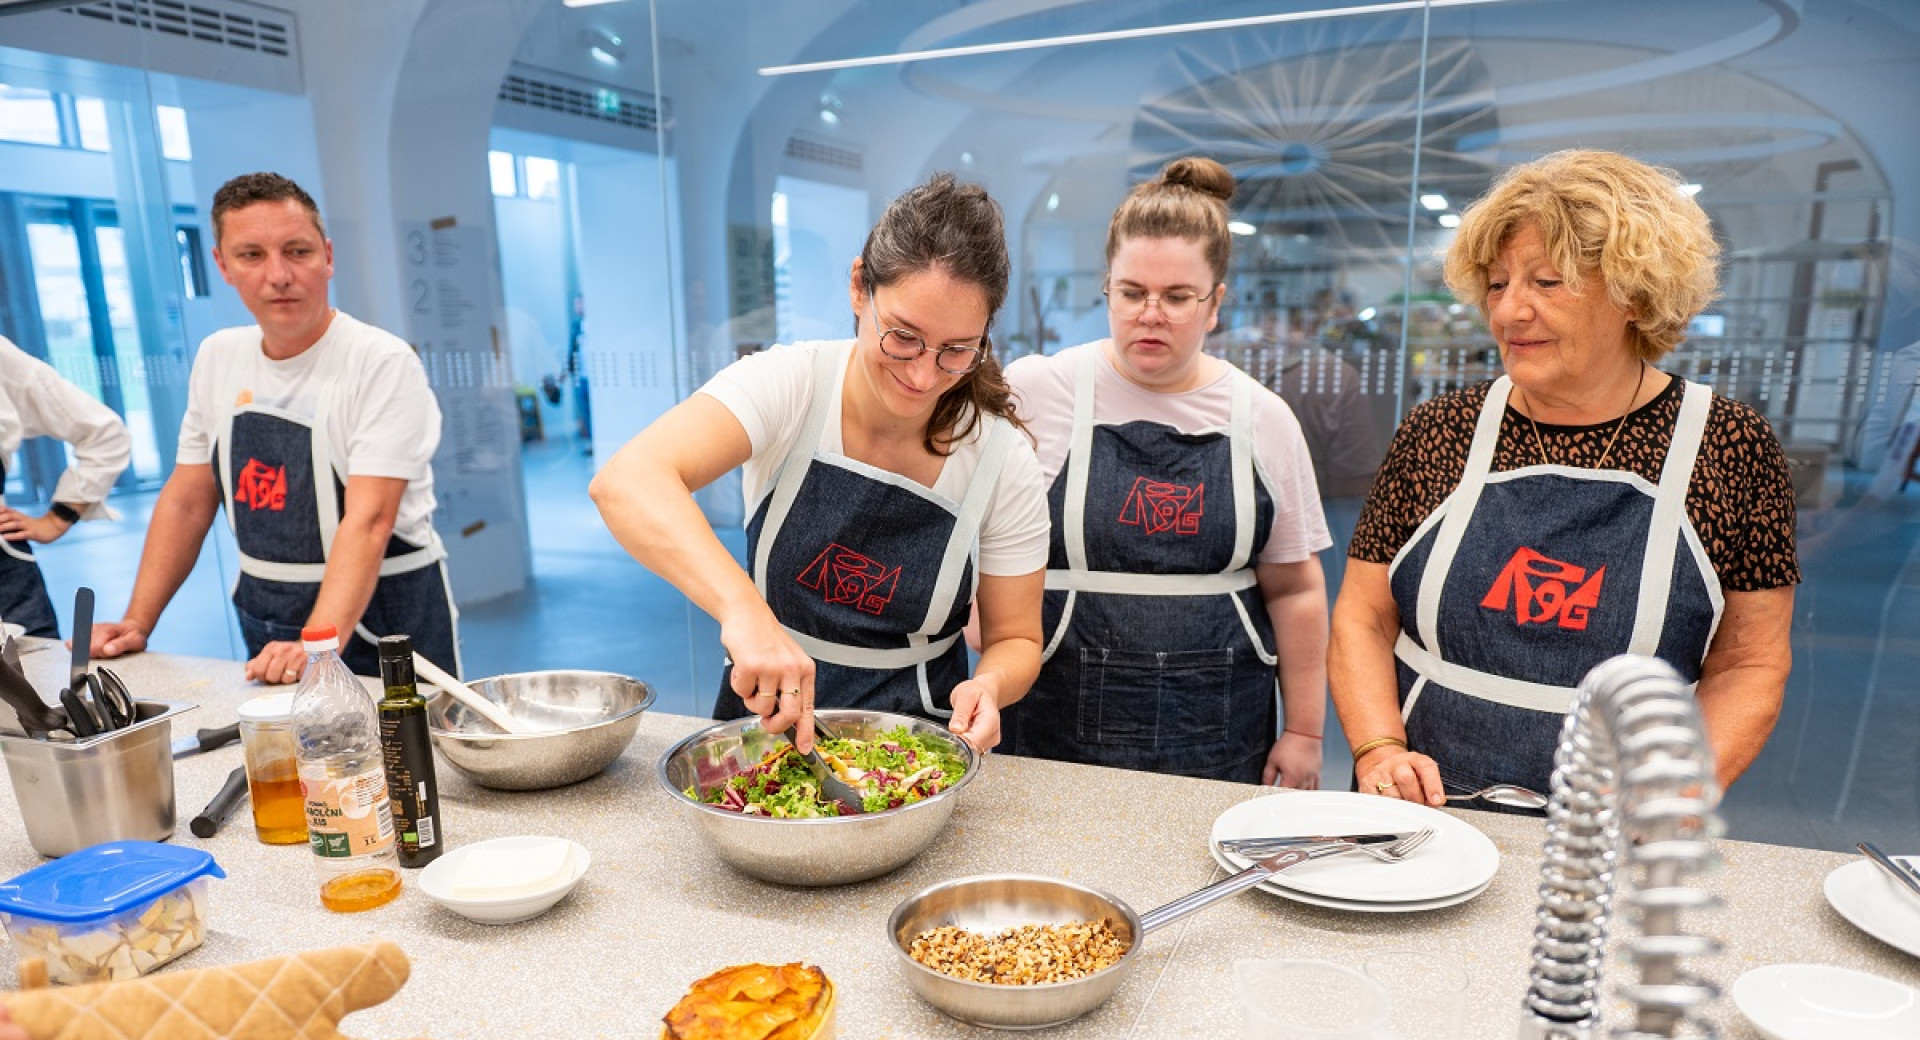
left=886, top=874, right=1144, bottom=1030
left=656, top=709, right=977, bottom=886
left=427, top=670, right=654, bottom=790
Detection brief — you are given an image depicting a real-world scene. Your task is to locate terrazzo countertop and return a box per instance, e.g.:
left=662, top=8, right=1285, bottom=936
left=1, top=649, right=1916, bottom=1038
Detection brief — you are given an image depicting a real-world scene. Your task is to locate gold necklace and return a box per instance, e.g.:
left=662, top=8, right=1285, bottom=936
left=1519, top=363, right=1646, bottom=469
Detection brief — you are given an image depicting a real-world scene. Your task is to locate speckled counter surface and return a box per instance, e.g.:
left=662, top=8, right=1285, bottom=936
left=1, top=650, right=1915, bottom=1038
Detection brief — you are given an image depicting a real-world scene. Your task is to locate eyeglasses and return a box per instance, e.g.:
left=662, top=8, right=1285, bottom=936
left=868, top=294, right=989, bottom=375
left=1103, top=284, right=1221, bottom=324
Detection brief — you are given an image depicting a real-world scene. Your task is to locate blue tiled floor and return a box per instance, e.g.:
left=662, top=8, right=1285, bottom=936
left=21, top=439, right=1920, bottom=854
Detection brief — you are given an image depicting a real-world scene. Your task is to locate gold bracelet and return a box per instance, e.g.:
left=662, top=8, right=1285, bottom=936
left=1349, top=736, right=1407, bottom=761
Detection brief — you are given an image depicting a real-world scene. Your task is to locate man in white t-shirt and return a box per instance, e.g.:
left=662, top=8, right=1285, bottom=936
left=92, top=172, right=457, bottom=680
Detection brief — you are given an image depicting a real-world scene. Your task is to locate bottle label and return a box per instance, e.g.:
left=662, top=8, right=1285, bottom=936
left=380, top=706, right=442, bottom=860
left=300, top=765, right=396, bottom=858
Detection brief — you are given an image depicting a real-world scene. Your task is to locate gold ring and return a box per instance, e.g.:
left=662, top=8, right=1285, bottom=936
left=1376, top=781, right=1396, bottom=793
left=785, top=689, right=801, bottom=698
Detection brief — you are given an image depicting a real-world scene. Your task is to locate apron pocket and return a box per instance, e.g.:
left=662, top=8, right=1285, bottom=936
left=1075, top=648, right=1232, bottom=748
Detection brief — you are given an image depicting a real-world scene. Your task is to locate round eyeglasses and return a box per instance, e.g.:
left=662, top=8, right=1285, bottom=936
left=1103, top=284, right=1221, bottom=324
left=868, top=295, right=990, bottom=374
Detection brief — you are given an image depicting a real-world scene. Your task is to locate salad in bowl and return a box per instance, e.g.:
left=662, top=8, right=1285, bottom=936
left=693, top=726, right=967, bottom=817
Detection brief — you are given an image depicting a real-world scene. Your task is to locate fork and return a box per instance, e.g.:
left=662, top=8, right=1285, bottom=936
left=1140, top=830, right=1434, bottom=931
left=1222, top=829, right=1435, bottom=862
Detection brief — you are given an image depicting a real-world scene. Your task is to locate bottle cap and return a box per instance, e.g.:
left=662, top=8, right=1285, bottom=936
left=299, top=624, right=339, bottom=651
left=378, top=636, right=416, bottom=687
left=378, top=635, right=413, bottom=661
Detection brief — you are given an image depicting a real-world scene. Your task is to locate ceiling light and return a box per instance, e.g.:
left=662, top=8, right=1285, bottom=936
left=759, top=0, right=1507, bottom=76
left=1420, top=194, right=1448, bottom=211
left=583, top=28, right=625, bottom=65
left=1679, top=183, right=1703, bottom=196
left=563, top=0, right=626, bottom=6
left=819, top=109, right=839, bottom=126
left=1228, top=221, right=1256, bottom=236
left=960, top=151, right=974, bottom=165
left=1046, top=193, right=1060, bottom=212
left=1438, top=214, right=1462, bottom=228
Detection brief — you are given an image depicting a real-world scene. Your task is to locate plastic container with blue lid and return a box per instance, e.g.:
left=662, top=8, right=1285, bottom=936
left=0, top=841, right=225, bottom=985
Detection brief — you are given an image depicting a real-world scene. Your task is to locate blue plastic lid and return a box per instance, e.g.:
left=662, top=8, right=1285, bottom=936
left=0, top=841, right=225, bottom=924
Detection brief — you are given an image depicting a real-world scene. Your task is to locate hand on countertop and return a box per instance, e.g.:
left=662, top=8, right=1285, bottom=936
left=245, top=640, right=307, bottom=685
left=1356, top=747, right=1446, bottom=806
left=90, top=619, right=148, bottom=659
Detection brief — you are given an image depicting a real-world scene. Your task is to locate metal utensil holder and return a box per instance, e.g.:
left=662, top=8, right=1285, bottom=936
left=1519, top=655, right=1724, bottom=1040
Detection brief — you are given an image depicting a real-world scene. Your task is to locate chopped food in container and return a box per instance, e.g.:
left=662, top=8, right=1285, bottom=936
left=0, top=840, right=225, bottom=985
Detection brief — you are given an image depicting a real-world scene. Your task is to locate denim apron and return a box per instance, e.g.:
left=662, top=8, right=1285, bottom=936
left=712, top=340, right=1016, bottom=721
left=1002, top=349, right=1280, bottom=783
left=210, top=340, right=459, bottom=678
left=0, top=461, right=59, bottom=638
left=1390, top=375, right=1721, bottom=799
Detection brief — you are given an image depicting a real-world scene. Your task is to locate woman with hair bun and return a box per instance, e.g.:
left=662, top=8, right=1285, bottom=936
left=999, top=157, right=1332, bottom=785
left=593, top=174, right=1048, bottom=755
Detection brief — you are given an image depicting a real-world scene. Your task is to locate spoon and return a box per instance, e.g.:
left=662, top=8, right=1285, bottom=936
left=1447, top=783, right=1550, bottom=810
left=410, top=652, right=535, bottom=735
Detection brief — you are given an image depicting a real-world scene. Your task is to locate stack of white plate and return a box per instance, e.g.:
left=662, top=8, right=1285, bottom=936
left=1823, top=858, right=1920, bottom=959
left=1209, top=791, right=1501, bottom=913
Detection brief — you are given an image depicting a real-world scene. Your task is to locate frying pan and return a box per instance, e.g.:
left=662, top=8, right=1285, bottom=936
left=887, top=844, right=1344, bottom=1029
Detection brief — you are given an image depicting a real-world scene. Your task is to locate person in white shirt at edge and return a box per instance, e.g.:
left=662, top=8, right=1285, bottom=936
left=90, top=172, right=457, bottom=682
left=998, top=157, right=1333, bottom=786
left=590, top=174, right=1048, bottom=754
left=0, top=336, right=132, bottom=637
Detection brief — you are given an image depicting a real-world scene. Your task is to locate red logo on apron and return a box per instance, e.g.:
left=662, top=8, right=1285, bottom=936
left=1481, top=547, right=1605, bottom=630
left=797, top=543, right=901, bottom=615
left=1118, top=477, right=1204, bottom=535
left=234, top=458, right=289, bottom=511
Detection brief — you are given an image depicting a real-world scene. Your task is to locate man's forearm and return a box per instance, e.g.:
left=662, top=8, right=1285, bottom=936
left=304, top=514, right=390, bottom=639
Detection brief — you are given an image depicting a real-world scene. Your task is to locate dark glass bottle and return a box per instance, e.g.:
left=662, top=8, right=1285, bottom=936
left=377, top=635, right=444, bottom=868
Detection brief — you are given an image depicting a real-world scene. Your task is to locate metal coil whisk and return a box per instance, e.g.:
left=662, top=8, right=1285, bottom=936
left=1518, top=655, right=1725, bottom=1040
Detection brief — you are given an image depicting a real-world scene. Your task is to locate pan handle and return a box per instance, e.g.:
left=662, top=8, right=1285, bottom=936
left=1137, top=844, right=1343, bottom=934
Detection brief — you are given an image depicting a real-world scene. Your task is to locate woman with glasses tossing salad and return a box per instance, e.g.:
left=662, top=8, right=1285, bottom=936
left=996, top=157, right=1332, bottom=787
left=592, top=174, right=1048, bottom=756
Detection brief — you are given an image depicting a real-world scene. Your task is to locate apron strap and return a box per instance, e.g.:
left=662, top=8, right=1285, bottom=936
left=1416, top=376, right=1512, bottom=649
left=237, top=543, right=444, bottom=584
left=1060, top=344, right=1100, bottom=574
left=1226, top=367, right=1256, bottom=573
left=1627, top=379, right=1712, bottom=656
left=914, top=417, right=1011, bottom=639
left=753, top=341, right=843, bottom=600
left=785, top=628, right=960, bottom=670
left=1395, top=632, right=1577, bottom=714
left=1044, top=569, right=1259, bottom=595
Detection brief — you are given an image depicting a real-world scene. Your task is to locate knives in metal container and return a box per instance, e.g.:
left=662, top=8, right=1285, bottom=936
left=173, top=722, right=243, bottom=758
left=1857, top=842, right=1920, bottom=901
left=190, top=766, right=251, bottom=839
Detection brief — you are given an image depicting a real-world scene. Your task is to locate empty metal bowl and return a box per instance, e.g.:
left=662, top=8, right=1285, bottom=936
left=427, top=670, right=654, bottom=791
left=656, top=709, right=977, bottom=887
left=886, top=874, right=1143, bottom=1029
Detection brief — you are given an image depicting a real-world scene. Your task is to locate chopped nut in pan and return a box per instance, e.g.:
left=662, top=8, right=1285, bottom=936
left=908, top=920, right=1128, bottom=985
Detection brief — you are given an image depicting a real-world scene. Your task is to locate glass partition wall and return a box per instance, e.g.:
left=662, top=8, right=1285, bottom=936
left=2, top=0, right=1913, bottom=853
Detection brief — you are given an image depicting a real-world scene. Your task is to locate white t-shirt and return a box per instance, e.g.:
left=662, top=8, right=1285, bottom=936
left=176, top=311, right=441, bottom=547
left=698, top=340, right=1050, bottom=576
left=1005, top=340, right=1331, bottom=565
left=0, top=336, right=130, bottom=518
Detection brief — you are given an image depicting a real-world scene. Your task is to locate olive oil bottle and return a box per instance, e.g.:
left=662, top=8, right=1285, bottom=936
left=377, top=635, right=444, bottom=868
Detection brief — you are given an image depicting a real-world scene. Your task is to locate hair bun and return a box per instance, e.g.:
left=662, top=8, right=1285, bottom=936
left=1160, top=157, right=1235, bottom=204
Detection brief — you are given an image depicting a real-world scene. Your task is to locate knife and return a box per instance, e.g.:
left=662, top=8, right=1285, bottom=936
left=189, top=766, right=251, bottom=839
left=173, top=722, right=243, bottom=759
left=1857, top=842, right=1920, bottom=901
left=1219, top=832, right=1411, bottom=852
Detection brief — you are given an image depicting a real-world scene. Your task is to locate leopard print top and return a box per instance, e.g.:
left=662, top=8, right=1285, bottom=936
left=1349, top=375, right=1801, bottom=592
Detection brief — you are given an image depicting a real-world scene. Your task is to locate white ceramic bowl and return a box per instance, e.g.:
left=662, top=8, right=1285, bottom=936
left=417, top=836, right=590, bottom=925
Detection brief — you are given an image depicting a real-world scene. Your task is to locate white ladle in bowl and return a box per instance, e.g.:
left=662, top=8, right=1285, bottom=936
left=411, top=653, right=535, bottom=735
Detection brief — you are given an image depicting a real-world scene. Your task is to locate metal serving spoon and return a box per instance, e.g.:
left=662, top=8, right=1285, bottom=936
left=1446, top=783, right=1550, bottom=810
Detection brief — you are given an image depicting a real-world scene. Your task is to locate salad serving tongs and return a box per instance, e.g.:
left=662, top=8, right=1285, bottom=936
left=781, top=718, right=867, bottom=812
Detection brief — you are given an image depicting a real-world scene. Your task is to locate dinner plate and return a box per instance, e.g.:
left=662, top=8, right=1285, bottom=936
left=1210, top=791, right=1500, bottom=902
left=1207, top=842, right=1494, bottom=913
left=1731, top=964, right=1920, bottom=1040
left=1824, top=858, right=1920, bottom=960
